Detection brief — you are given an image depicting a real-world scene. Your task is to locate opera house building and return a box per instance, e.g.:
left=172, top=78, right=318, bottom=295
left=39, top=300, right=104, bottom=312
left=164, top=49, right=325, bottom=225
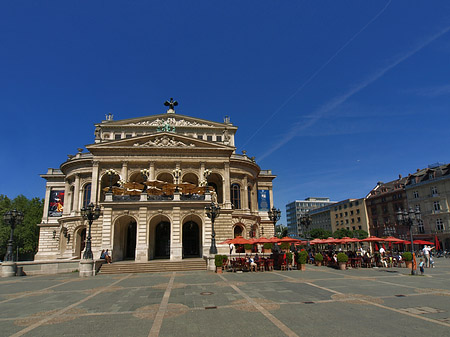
left=36, top=100, right=276, bottom=268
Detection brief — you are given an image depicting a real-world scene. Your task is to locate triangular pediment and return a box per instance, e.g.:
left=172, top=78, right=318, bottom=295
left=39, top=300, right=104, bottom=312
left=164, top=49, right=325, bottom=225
left=87, top=132, right=234, bottom=151
left=97, top=113, right=236, bottom=130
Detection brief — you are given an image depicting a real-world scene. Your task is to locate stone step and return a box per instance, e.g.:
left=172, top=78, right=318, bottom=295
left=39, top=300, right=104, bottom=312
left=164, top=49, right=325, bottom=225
left=99, top=259, right=207, bottom=274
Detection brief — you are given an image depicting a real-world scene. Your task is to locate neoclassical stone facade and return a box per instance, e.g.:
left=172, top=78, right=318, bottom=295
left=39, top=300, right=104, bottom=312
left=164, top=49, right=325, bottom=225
left=36, top=104, right=276, bottom=262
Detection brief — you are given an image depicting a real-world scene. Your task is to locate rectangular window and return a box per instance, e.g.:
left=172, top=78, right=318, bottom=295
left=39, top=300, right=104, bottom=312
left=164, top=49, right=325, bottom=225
left=356, top=209, right=360, bottom=215
left=207, top=135, right=213, bottom=141
left=434, top=201, right=441, bottom=211
left=350, top=210, right=354, bottom=215
left=355, top=201, right=359, bottom=206
left=345, top=212, right=348, bottom=216
left=358, top=226, right=362, bottom=230
left=125, top=134, right=132, bottom=139
left=431, top=186, right=438, bottom=196
left=418, top=220, right=425, bottom=234
left=345, top=219, right=349, bottom=224
left=216, top=135, right=222, bottom=142
left=357, top=217, right=361, bottom=223
left=114, top=134, right=122, bottom=140
left=351, top=218, right=355, bottom=223
left=197, top=135, right=203, bottom=140
left=436, top=219, right=444, bottom=231
left=413, top=191, right=419, bottom=198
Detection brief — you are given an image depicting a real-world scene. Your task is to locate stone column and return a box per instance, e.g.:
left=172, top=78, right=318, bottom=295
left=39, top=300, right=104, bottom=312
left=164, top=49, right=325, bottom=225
left=243, top=176, right=249, bottom=211
left=135, top=207, right=148, bottom=262
left=149, top=162, right=155, bottom=180
left=42, top=186, right=51, bottom=223
left=73, top=175, right=81, bottom=214
left=170, top=206, right=182, bottom=261
left=121, top=162, right=128, bottom=182
left=224, top=162, right=231, bottom=209
left=63, top=180, right=71, bottom=216
left=91, top=161, right=99, bottom=203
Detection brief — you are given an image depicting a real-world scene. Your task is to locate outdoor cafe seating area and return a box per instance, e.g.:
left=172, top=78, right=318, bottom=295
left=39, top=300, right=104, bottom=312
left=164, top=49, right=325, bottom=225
left=218, top=235, right=440, bottom=272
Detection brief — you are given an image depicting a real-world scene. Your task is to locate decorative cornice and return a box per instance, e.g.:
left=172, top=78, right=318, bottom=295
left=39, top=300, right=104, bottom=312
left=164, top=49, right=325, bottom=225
left=128, top=117, right=214, bottom=128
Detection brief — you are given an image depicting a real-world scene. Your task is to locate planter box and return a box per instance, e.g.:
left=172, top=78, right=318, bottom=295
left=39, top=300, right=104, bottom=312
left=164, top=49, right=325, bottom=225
left=339, top=262, right=346, bottom=270
left=216, top=267, right=223, bottom=274
left=245, top=249, right=252, bottom=254
left=263, top=248, right=272, bottom=254
left=298, top=264, right=306, bottom=271
left=405, top=261, right=413, bottom=269
left=315, top=261, right=322, bottom=267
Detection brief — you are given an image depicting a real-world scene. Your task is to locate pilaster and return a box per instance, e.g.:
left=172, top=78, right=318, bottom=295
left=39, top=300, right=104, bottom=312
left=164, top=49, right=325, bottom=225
left=170, top=206, right=182, bottom=261
left=135, top=206, right=148, bottom=262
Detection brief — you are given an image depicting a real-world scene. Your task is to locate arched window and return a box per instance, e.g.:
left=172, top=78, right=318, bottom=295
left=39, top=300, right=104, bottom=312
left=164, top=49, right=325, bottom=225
left=82, top=183, right=91, bottom=209
left=231, top=183, right=241, bottom=209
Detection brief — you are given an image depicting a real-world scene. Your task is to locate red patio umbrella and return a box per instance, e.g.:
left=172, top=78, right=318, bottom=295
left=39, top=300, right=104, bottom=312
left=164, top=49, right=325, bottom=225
left=382, top=236, right=405, bottom=243
left=413, top=240, right=434, bottom=245
left=277, top=236, right=301, bottom=244
left=254, top=237, right=272, bottom=244
left=229, top=236, right=252, bottom=245
left=361, top=236, right=384, bottom=242
left=219, top=239, right=233, bottom=244
left=435, top=235, right=441, bottom=251
left=309, top=238, right=324, bottom=245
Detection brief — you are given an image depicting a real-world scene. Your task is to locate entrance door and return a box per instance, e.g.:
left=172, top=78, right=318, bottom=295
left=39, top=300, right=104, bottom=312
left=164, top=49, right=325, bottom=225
left=155, top=221, right=170, bottom=258
left=125, top=221, right=137, bottom=259
left=183, top=221, right=200, bottom=258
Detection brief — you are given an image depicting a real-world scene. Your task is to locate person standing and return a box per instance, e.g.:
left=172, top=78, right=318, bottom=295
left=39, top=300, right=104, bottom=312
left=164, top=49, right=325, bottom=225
left=229, top=243, right=234, bottom=255
left=422, top=245, right=434, bottom=268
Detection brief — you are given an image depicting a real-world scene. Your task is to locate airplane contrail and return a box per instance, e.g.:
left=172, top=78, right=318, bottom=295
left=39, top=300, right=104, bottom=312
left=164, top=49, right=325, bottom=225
left=258, top=25, right=450, bottom=162
left=241, top=0, right=392, bottom=149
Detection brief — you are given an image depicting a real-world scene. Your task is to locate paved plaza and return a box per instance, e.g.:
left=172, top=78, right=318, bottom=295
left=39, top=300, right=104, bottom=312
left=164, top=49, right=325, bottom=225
left=1, top=259, right=450, bottom=337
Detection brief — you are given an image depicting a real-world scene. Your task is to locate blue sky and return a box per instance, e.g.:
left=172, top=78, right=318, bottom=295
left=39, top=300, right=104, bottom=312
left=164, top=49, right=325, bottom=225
left=1, top=1, right=450, bottom=225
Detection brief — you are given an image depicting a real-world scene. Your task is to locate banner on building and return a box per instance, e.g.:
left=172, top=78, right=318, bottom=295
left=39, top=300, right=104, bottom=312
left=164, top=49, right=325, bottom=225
left=258, top=189, right=270, bottom=211
left=48, top=190, right=64, bottom=217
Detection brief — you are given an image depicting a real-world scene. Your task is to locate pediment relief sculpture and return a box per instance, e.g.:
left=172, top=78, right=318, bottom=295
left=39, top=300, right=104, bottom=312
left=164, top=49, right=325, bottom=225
left=127, top=117, right=214, bottom=128
left=133, top=135, right=195, bottom=148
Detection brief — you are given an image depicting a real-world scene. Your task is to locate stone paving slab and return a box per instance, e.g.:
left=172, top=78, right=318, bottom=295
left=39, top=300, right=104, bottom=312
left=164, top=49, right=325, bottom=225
left=1, top=258, right=450, bottom=336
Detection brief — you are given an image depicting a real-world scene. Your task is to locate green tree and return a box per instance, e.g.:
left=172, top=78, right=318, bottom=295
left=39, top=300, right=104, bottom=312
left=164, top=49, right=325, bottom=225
left=309, top=228, right=332, bottom=239
left=275, top=224, right=288, bottom=238
left=0, top=195, right=44, bottom=261
left=332, top=228, right=353, bottom=239
left=352, top=229, right=368, bottom=240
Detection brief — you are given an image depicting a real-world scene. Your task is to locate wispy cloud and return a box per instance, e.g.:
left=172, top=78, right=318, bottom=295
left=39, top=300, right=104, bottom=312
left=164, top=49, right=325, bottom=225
left=240, top=0, right=392, bottom=149
left=258, top=25, right=450, bottom=162
left=406, top=84, right=450, bottom=97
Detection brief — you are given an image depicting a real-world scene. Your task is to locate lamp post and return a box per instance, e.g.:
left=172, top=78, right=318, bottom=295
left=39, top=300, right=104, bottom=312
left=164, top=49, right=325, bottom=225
left=3, top=209, right=24, bottom=262
left=300, top=214, right=312, bottom=240
left=81, top=203, right=101, bottom=260
left=268, top=207, right=281, bottom=236
left=105, top=169, right=116, bottom=192
left=397, top=207, right=421, bottom=275
left=205, top=202, right=220, bottom=255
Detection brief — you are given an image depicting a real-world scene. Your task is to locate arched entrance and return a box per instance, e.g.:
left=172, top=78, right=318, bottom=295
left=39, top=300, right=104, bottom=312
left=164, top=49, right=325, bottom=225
left=113, top=215, right=137, bottom=261
left=183, top=221, right=200, bottom=258
left=234, top=225, right=243, bottom=237
left=155, top=221, right=170, bottom=258
left=75, top=228, right=86, bottom=259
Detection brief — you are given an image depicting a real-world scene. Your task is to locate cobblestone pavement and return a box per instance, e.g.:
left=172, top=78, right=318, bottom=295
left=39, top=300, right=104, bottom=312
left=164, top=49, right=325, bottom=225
left=1, top=258, right=450, bottom=337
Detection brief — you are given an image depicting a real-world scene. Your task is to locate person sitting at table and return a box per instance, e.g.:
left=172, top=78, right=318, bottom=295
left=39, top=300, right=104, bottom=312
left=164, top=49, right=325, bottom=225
left=249, top=255, right=257, bottom=272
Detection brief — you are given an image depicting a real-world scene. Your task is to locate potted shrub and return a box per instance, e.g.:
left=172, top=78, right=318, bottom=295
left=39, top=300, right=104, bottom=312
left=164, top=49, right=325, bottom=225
left=244, top=244, right=253, bottom=254
left=215, top=254, right=224, bottom=273
left=263, top=243, right=273, bottom=254
left=337, top=253, right=348, bottom=270
left=402, top=252, right=413, bottom=269
left=314, top=253, right=323, bottom=266
left=286, top=252, right=293, bottom=268
left=298, top=250, right=308, bottom=271
left=280, top=242, right=290, bottom=252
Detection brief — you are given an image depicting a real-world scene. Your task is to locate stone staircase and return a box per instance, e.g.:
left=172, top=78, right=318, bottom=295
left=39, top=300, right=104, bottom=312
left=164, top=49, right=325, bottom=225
left=98, top=258, right=207, bottom=274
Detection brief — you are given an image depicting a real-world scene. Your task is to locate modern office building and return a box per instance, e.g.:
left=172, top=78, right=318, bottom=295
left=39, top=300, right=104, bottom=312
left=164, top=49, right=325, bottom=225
left=286, top=197, right=334, bottom=236
left=329, top=198, right=369, bottom=234
left=36, top=100, right=277, bottom=264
